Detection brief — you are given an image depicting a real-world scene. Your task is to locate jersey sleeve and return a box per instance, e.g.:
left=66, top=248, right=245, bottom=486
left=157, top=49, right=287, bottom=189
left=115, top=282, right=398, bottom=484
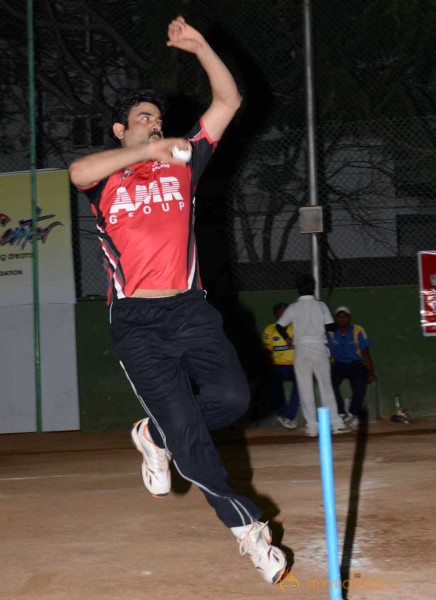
left=356, top=325, right=370, bottom=350
left=186, top=119, right=218, bottom=186
left=263, top=325, right=273, bottom=350
left=78, top=178, right=108, bottom=209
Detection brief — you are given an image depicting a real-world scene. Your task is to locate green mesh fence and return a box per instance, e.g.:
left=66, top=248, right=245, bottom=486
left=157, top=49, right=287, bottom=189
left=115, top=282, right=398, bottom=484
left=1, top=0, right=435, bottom=297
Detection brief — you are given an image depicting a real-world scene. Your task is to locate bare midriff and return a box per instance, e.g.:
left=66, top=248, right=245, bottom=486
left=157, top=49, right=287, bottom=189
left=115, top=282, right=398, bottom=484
left=129, top=288, right=186, bottom=298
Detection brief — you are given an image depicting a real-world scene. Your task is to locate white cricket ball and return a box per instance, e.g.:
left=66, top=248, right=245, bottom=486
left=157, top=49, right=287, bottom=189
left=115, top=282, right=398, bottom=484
left=171, top=145, right=192, bottom=163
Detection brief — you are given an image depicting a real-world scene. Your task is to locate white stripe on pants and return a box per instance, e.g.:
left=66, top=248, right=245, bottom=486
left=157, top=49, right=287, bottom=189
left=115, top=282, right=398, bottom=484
left=294, top=342, right=343, bottom=432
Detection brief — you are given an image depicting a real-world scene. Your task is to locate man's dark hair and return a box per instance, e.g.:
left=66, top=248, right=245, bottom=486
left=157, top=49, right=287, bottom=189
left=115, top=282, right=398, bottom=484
left=112, top=90, right=166, bottom=126
left=108, top=90, right=167, bottom=143
left=296, top=273, right=315, bottom=296
left=273, top=302, right=288, bottom=315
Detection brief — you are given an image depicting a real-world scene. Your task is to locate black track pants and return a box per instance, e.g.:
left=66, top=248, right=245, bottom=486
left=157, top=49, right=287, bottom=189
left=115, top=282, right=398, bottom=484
left=331, top=361, right=368, bottom=416
left=110, top=290, right=262, bottom=528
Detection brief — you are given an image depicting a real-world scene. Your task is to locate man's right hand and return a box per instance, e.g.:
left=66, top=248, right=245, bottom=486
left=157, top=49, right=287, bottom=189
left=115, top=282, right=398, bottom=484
left=145, top=137, right=192, bottom=165
left=69, top=137, right=191, bottom=188
left=367, top=372, right=377, bottom=384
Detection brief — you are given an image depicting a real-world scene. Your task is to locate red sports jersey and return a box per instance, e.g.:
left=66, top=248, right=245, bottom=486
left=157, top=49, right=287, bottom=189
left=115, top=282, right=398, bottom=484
left=79, top=120, right=217, bottom=303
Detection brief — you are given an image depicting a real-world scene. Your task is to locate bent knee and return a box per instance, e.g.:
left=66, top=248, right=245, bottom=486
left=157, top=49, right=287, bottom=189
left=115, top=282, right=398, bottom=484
left=221, top=380, right=251, bottom=420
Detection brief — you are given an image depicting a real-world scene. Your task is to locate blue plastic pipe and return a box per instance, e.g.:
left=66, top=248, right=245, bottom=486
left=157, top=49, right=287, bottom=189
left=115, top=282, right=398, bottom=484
left=318, top=407, right=342, bottom=599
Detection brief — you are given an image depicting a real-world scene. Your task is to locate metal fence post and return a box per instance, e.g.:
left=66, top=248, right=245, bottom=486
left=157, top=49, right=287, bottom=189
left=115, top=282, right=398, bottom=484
left=303, top=0, right=321, bottom=298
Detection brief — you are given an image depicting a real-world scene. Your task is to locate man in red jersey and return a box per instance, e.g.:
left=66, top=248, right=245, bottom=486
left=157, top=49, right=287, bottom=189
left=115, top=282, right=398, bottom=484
left=69, top=16, right=287, bottom=585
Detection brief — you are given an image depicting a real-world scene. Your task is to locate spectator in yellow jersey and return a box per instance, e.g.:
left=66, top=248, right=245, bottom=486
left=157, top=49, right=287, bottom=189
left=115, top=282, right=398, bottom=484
left=263, top=303, right=300, bottom=429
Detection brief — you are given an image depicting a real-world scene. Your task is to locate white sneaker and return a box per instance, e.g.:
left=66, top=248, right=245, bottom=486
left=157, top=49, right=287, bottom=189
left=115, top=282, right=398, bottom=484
left=277, top=416, right=298, bottom=430
left=131, top=418, right=171, bottom=497
left=343, top=413, right=355, bottom=426
left=331, top=425, right=352, bottom=435
left=349, top=416, right=359, bottom=429
left=237, top=521, right=287, bottom=584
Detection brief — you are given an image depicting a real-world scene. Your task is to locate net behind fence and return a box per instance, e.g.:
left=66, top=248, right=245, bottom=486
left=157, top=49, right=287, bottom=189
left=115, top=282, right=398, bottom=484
left=1, top=0, right=435, bottom=297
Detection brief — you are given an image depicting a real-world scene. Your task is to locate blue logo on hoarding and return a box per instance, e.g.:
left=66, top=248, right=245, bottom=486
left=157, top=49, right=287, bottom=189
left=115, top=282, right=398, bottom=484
left=0, top=207, right=63, bottom=250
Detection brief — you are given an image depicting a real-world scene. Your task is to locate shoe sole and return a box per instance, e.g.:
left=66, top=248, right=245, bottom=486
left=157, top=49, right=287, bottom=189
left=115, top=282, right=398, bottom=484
left=131, top=424, right=170, bottom=497
left=258, top=525, right=287, bottom=585
left=274, top=565, right=290, bottom=585
left=270, top=552, right=288, bottom=584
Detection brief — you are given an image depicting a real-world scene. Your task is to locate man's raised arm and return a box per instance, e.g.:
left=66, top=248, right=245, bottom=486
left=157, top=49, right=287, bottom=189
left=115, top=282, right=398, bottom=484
left=167, top=16, right=242, bottom=141
left=69, top=138, right=187, bottom=189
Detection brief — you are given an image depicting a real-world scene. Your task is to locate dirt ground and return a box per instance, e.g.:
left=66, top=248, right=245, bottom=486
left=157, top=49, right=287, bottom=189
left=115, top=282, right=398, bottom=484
left=1, top=418, right=435, bottom=600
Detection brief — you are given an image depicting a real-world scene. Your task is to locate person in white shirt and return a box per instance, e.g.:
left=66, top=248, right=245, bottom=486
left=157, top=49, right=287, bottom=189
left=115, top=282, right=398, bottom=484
left=276, top=274, right=351, bottom=437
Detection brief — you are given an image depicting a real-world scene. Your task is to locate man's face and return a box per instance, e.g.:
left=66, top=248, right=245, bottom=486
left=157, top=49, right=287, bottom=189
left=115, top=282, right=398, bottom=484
left=114, top=102, right=163, bottom=147
left=335, top=311, right=351, bottom=327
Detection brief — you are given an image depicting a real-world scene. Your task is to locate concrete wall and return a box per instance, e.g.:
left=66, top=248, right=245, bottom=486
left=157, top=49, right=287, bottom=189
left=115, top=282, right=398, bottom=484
left=76, top=286, right=435, bottom=431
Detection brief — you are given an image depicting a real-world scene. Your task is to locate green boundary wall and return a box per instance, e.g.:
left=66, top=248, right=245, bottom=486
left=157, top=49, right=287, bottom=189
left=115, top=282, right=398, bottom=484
left=75, top=301, right=138, bottom=432
left=76, top=286, right=435, bottom=432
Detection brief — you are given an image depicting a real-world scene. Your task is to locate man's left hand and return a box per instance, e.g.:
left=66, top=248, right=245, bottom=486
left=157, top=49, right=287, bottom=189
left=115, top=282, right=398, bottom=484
left=167, top=16, right=206, bottom=54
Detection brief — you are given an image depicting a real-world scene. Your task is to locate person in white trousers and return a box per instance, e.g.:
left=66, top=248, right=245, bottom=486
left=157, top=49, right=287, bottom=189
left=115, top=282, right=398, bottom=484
left=276, top=274, right=351, bottom=437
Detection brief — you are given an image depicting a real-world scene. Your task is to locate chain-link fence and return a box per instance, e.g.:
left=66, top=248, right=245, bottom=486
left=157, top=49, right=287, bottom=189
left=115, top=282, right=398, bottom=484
left=227, top=115, right=436, bottom=290
left=1, top=0, right=435, bottom=297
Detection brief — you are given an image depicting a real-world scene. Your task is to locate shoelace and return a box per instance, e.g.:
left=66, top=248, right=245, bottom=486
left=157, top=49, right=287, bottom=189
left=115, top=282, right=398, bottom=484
left=150, top=445, right=169, bottom=470
left=141, top=426, right=169, bottom=471
left=238, top=521, right=269, bottom=557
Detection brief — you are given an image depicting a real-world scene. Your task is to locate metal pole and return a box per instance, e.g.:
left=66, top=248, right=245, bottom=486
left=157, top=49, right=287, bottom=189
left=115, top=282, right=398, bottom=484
left=303, top=0, right=321, bottom=299
left=27, top=0, right=43, bottom=433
